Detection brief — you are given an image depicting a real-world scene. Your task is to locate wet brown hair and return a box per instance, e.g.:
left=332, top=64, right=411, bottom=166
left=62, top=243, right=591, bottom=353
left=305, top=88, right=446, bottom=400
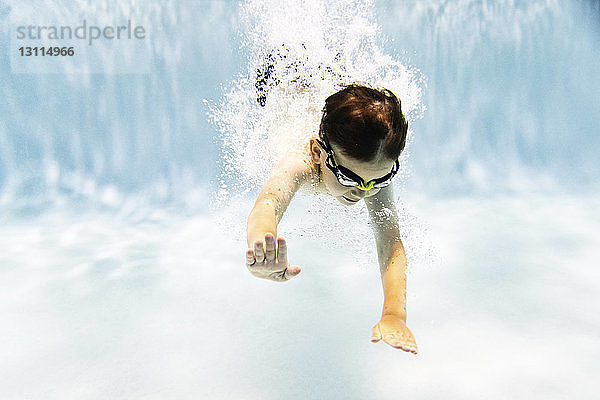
left=319, top=84, right=408, bottom=162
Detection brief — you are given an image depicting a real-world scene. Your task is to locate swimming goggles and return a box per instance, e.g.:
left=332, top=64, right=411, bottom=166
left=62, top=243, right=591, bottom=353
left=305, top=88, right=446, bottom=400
left=315, top=136, right=399, bottom=191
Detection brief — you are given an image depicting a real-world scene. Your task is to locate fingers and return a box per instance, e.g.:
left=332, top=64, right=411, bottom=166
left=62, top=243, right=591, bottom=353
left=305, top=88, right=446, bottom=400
left=385, top=337, right=418, bottom=354
left=252, top=233, right=275, bottom=264
left=265, top=233, right=276, bottom=262
left=381, top=330, right=418, bottom=354
left=254, top=240, right=265, bottom=263
left=247, top=234, right=301, bottom=283
left=371, top=317, right=418, bottom=353
left=276, top=236, right=287, bottom=263
left=283, top=265, right=301, bottom=279
left=246, top=248, right=256, bottom=266
left=371, top=324, right=382, bottom=343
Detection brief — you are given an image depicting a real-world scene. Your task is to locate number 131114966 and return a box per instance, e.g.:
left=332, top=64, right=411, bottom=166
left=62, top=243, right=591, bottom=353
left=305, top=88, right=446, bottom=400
left=19, top=47, right=75, bottom=56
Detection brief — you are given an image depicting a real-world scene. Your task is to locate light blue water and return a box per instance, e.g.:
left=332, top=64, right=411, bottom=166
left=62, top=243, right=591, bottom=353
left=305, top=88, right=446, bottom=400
left=377, top=0, right=600, bottom=195
left=1, top=1, right=599, bottom=399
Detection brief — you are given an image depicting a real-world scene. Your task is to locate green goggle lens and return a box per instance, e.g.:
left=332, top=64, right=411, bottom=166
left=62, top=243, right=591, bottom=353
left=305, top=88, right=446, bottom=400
left=356, top=180, right=376, bottom=191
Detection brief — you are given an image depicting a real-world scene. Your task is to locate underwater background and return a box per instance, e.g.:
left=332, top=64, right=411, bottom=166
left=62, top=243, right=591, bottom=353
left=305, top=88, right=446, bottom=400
left=1, top=0, right=599, bottom=399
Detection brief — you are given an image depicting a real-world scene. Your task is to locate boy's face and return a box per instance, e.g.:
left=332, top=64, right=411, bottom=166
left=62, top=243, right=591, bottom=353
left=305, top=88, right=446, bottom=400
left=309, top=138, right=396, bottom=206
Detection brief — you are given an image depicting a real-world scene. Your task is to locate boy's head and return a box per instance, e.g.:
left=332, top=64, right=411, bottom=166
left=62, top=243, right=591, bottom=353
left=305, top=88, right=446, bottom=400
left=310, top=85, right=408, bottom=205
left=319, top=84, right=408, bottom=163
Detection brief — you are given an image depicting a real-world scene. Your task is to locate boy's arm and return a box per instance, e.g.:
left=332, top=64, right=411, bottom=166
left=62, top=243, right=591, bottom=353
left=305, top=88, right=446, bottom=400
left=364, top=184, right=407, bottom=318
left=246, top=153, right=310, bottom=281
left=246, top=154, right=309, bottom=247
left=365, top=184, right=417, bottom=353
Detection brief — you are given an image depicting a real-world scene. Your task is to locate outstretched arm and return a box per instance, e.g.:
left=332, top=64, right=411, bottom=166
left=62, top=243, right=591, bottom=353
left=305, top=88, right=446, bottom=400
left=245, top=154, right=309, bottom=281
left=364, top=185, right=418, bottom=354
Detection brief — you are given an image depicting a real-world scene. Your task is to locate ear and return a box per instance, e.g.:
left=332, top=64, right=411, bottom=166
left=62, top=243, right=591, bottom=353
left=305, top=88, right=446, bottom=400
left=309, top=138, right=323, bottom=164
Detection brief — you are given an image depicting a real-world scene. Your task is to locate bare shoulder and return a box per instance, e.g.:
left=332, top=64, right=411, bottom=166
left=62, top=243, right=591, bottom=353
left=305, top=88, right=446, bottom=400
left=365, top=184, right=396, bottom=210
left=271, top=148, right=314, bottom=186
left=364, top=185, right=400, bottom=232
left=255, top=147, right=314, bottom=207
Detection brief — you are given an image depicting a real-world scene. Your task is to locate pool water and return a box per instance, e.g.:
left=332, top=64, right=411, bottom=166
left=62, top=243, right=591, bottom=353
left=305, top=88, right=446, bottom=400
left=1, top=0, right=599, bottom=399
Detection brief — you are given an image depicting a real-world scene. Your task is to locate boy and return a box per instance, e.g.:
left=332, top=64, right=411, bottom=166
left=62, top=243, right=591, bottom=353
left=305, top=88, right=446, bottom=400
left=245, top=85, right=418, bottom=354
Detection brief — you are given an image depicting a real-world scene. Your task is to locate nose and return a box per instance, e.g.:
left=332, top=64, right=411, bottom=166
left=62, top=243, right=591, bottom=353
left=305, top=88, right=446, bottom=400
left=349, top=188, right=366, bottom=198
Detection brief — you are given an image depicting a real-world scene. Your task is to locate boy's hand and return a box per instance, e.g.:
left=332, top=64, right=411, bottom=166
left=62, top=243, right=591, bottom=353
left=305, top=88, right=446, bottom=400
left=246, top=233, right=301, bottom=282
left=371, top=314, right=418, bottom=354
